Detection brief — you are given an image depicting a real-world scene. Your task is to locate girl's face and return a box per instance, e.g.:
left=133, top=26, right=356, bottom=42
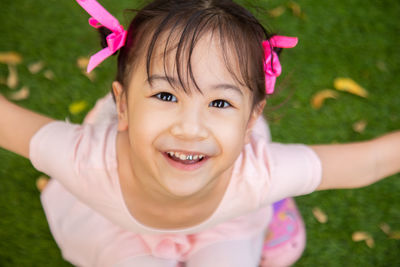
left=114, top=34, right=265, bottom=199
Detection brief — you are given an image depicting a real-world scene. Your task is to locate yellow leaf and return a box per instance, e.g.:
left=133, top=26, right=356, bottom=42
left=9, top=86, right=29, bottom=101
left=352, top=231, right=375, bottom=248
left=28, top=61, right=45, bottom=74
left=379, top=223, right=391, bottom=235
left=287, top=1, right=302, bottom=18
left=77, top=57, right=96, bottom=81
left=365, top=237, right=375, bottom=248
left=7, top=65, right=18, bottom=89
left=379, top=223, right=400, bottom=239
left=0, top=51, right=22, bottom=65
left=36, top=175, right=49, bottom=192
left=69, top=100, right=88, bottom=115
left=77, top=57, right=90, bottom=69
left=82, top=70, right=96, bottom=82
left=44, top=70, right=55, bottom=80
left=352, top=232, right=371, bottom=242
left=268, top=6, right=285, bottom=18
left=389, top=231, right=400, bottom=240
left=352, top=231, right=369, bottom=241
left=352, top=120, right=367, bottom=133
left=334, top=78, right=368, bottom=98
left=311, top=89, right=338, bottom=109
left=312, top=207, right=328, bottom=223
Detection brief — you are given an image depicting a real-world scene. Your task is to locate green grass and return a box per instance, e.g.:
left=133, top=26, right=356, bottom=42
left=0, top=0, right=399, bottom=266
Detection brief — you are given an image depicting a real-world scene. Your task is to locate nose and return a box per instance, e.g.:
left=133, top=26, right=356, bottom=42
left=170, top=107, right=209, bottom=140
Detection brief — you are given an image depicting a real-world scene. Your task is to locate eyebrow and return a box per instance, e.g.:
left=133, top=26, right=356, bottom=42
left=147, top=75, right=178, bottom=87
left=147, top=74, right=243, bottom=96
left=211, top=83, right=243, bottom=96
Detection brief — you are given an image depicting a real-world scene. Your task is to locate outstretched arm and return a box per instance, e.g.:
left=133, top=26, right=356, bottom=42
left=312, top=131, right=400, bottom=190
left=0, top=95, right=54, bottom=158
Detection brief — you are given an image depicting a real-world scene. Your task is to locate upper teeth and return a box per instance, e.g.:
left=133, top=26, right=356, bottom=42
left=167, top=151, right=205, bottom=160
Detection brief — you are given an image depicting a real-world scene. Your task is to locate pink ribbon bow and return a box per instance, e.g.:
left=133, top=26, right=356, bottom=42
left=262, top=36, right=298, bottom=94
left=75, top=0, right=127, bottom=73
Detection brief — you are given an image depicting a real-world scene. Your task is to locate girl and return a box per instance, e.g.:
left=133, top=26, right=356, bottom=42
left=0, top=0, right=399, bottom=266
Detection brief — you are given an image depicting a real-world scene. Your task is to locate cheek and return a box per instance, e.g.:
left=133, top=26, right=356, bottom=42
left=127, top=101, right=162, bottom=151
left=211, top=114, right=248, bottom=156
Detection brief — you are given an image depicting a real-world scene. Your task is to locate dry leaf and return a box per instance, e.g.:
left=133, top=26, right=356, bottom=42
left=352, top=231, right=370, bottom=242
left=311, top=89, right=338, bottom=109
left=389, top=231, right=400, bottom=240
left=7, top=65, right=18, bottom=89
left=0, top=51, right=22, bottom=65
left=334, top=78, right=368, bottom=98
left=9, top=86, right=29, bottom=101
left=352, top=231, right=374, bottom=248
left=312, top=207, right=328, bottom=223
left=77, top=57, right=96, bottom=81
left=268, top=6, right=285, bottom=18
left=28, top=61, right=45, bottom=74
left=44, top=70, right=55, bottom=80
left=353, top=120, right=367, bottom=133
left=36, top=175, right=49, bottom=192
left=365, top=237, right=375, bottom=248
left=69, top=100, right=88, bottom=115
left=379, top=223, right=391, bottom=235
left=77, top=57, right=90, bottom=69
left=287, top=1, right=302, bottom=17
left=83, top=71, right=96, bottom=81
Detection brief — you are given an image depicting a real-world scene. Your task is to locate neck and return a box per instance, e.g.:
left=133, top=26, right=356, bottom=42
left=134, top=165, right=231, bottom=208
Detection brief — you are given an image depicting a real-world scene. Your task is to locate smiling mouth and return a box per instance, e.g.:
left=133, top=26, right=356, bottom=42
left=165, top=151, right=206, bottom=165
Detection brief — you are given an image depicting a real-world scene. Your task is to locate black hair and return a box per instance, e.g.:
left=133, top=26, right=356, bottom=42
left=98, top=0, right=279, bottom=106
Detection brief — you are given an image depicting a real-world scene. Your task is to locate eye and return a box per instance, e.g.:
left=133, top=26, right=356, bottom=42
left=154, top=92, right=177, bottom=102
left=209, top=99, right=232, bottom=108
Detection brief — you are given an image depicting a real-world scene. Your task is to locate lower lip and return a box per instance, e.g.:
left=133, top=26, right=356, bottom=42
left=162, top=153, right=209, bottom=171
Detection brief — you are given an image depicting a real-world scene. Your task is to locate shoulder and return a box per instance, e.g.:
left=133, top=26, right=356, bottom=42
left=231, top=119, right=322, bottom=204
left=73, top=121, right=118, bottom=170
left=233, top=116, right=272, bottom=180
left=30, top=120, right=119, bottom=188
left=31, top=120, right=117, bottom=159
left=226, top=119, right=273, bottom=211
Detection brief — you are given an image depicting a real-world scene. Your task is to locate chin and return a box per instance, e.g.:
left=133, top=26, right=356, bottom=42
left=162, top=176, right=210, bottom=198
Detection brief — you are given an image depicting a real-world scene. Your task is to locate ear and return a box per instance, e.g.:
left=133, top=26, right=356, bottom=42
left=112, top=81, right=129, bottom=131
left=244, top=100, right=266, bottom=144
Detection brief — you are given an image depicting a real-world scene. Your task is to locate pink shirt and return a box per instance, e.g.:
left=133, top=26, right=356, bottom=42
left=30, top=117, right=321, bottom=236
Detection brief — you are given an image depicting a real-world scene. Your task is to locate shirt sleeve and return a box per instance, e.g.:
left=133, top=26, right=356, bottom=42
left=29, top=121, right=118, bottom=200
left=231, top=116, right=322, bottom=207
left=263, top=142, right=322, bottom=203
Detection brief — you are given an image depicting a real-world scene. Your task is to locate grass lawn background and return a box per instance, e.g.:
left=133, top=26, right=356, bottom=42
left=0, top=0, right=399, bottom=266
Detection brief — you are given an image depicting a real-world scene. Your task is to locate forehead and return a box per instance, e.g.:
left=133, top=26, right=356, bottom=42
left=164, top=35, right=236, bottom=79
left=139, top=24, right=247, bottom=94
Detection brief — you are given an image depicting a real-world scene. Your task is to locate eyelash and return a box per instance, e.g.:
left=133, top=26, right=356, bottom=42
left=154, top=92, right=177, bottom=102
left=153, top=92, right=232, bottom=109
left=209, top=99, right=232, bottom=108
